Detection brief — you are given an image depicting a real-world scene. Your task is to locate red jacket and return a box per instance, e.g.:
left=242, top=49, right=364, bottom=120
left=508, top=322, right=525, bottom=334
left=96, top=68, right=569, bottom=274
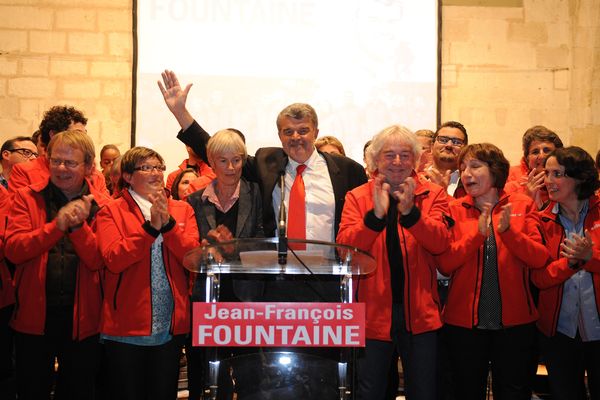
left=165, top=159, right=215, bottom=193
left=0, top=185, right=14, bottom=309
left=437, top=191, right=550, bottom=328
left=504, top=180, right=550, bottom=206
left=9, top=155, right=108, bottom=197
left=337, top=176, right=450, bottom=339
left=96, top=189, right=199, bottom=336
left=507, top=159, right=528, bottom=183
left=4, top=179, right=110, bottom=339
left=531, top=195, right=600, bottom=337
left=505, top=160, right=550, bottom=206
left=416, top=170, right=467, bottom=199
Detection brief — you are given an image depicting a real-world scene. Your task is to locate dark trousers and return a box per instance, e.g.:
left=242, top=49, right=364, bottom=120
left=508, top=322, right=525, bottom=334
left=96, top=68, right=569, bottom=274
left=0, top=305, right=14, bottom=378
left=445, top=323, right=535, bottom=400
left=14, top=331, right=100, bottom=400
left=0, top=305, right=15, bottom=399
left=357, top=304, right=438, bottom=400
left=437, top=325, right=454, bottom=400
left=104, top=335, right=185, bottom=400
left=186, top=340, right=206, bottom=400
left=541, top=331, right=600, bottom=400
left=436, top=282, right=454, bottom=400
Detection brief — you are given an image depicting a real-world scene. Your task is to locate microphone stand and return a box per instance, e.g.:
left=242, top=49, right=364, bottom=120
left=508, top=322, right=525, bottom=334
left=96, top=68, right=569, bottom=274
left=277, top=170, right=287, bottom=267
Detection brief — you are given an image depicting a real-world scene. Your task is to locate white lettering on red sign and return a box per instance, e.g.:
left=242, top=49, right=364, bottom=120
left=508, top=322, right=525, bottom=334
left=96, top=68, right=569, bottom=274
left=193, top=302, right=365, bottom=347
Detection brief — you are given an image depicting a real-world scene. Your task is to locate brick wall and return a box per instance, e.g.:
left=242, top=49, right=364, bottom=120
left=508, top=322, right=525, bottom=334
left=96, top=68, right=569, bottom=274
left=0, top=0, right=598, bottom=164
left=0, top=0, right=132, bottom=156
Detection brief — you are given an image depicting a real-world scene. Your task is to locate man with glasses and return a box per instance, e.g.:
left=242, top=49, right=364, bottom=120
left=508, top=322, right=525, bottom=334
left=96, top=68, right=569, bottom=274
left=0, top=136, right=37, bottom=189
left=9, top=105, right=108, bottom=196
left=5, top=130, right=111, bottom=400
left=423, top=121, right=469, bottom=199
left=0, top=135, right=36, bottom=398
left=421, top=121, right=468, bottom=400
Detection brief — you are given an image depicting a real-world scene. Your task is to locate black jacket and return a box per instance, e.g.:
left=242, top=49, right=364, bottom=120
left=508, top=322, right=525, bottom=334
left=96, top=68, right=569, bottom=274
left=178, top=120, right=368, bottom=237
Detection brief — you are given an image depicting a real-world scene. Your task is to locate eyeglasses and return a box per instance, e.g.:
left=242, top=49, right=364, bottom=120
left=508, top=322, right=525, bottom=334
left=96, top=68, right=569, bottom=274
left=8, top=148, right=38, bottom=159
left=544, top=170, right=568, bottom=179
left=49, top=158, right=82, bottom=168
left=436, top=135, right=465, bottom=147
left=133, top=164, right=167, bottom=173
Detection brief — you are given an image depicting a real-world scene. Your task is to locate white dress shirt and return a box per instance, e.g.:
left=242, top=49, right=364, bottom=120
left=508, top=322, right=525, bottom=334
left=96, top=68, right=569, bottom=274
left=272, top=149, right=336, bottom=247
left=447, top=169, right=460, bottom=196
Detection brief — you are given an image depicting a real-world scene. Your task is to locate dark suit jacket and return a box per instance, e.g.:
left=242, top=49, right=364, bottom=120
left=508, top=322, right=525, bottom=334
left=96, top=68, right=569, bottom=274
left=187, top=178, right=263, bottom=240
left=187, top=178, right=264, bottom=302
left=178, top=121, right=368, bottom=237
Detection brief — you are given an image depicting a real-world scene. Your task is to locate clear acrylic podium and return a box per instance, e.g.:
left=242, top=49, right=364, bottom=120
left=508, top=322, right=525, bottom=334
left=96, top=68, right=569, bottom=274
left=183, top=238, right=376, bottom=400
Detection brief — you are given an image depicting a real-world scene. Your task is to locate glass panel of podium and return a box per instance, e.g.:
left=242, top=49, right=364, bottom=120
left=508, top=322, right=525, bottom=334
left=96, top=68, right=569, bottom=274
left=183, top=238, right=375, bottom=400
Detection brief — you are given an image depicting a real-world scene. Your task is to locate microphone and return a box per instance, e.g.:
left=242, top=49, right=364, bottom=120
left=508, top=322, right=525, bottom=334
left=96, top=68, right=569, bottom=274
left=277, top=170, right=287, bottom=265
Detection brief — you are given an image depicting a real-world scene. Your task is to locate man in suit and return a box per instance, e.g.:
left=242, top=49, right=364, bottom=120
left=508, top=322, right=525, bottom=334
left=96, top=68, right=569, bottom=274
left=158, top=71, right=367, bottom=304
left=159, top=71, right=368, bottom=399
left=158, top=70, right=367, bottom=241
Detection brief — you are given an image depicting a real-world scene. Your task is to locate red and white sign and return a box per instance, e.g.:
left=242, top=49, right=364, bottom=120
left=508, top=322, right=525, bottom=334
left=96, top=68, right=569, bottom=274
left=192, top=302, right=365, bottom=347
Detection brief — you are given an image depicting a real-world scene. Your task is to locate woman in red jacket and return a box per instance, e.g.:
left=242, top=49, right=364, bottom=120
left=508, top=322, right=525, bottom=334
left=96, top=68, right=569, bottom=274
left=96, top=147, right=199, bottom=400
left=531, top=146, right=600, bottom=400
left=5, top=130, right=110, bottom=400
left=505, top=125, right=564, bottom=209
left=337, top=125, right=451, bottom=400
left=437, top=143, right=549, bottom=400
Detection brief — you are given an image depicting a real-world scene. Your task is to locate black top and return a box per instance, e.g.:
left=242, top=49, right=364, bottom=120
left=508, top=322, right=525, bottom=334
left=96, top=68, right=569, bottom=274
left=215, top=202, right=239, bottom=239
left=386, top=198, right=404, bottom=304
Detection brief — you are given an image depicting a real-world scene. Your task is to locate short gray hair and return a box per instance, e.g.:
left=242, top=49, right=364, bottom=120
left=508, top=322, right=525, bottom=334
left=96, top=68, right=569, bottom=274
left=366, top=125, right=420, bottom=174
left=276, top=103, right=318, bottom=131
left=207, top=129, right=247, bottom=167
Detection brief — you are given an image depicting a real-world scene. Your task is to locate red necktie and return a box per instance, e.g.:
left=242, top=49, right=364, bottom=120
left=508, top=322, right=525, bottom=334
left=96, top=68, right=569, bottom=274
left=287, top=164, right=307, bottom=250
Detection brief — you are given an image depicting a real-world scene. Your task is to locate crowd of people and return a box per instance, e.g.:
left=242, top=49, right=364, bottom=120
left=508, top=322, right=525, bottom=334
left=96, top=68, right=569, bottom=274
left=0, top=69, right=599, bottom=400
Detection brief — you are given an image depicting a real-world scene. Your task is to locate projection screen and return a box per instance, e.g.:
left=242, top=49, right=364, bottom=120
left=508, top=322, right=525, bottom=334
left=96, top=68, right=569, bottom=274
left=135, top=0, right=439, bottom=171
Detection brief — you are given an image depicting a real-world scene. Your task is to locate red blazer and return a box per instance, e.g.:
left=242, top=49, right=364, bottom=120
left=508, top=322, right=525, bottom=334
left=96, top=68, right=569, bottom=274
left=437, top=191, right=550, bottom=329
left=96, top=189, right=199, bottom=337
left=165, top=158, right=215, bottom=192
left=531, top=195, right=600, bottom=337
left=337, top=176, right=450, bottom=339
left=4, top=179, right=110, bottom=339
left=0, top=185, right=14, bottom=309
left=9, top=155, right=108, bottom=197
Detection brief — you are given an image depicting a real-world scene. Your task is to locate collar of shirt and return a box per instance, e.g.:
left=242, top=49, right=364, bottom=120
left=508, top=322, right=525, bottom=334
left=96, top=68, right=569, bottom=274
left=449, top=169, right=460, bottom=184
left=447, top=169, right=460, bottom=195
left=201, top=180, right=241, bottom=213
left=286, top=148, right=322, bottom=177
left=554, top=199, right=589, bottom=236
left=129, top=188, right=153, bottom=221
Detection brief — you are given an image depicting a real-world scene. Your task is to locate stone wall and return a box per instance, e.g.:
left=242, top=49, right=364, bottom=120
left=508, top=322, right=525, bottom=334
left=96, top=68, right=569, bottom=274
left=0, top=0, right=598, bottom=164
left=0, top=0, right=132, bottom=154
left=442, top=0, right=599, bottom=162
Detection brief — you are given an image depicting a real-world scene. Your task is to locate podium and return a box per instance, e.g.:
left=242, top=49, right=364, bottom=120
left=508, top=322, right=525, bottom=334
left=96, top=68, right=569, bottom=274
left=183, top=238, right=375, bottom=400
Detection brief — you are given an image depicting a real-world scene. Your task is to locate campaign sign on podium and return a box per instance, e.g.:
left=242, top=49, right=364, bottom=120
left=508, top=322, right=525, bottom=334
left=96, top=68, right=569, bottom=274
left=193, top=302, right=365, bottom=347
left=183, top=238, right=375, bottom=400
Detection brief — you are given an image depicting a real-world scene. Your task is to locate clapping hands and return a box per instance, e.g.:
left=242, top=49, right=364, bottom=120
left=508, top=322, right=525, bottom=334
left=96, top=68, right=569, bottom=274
left=56, top=194, right=94, bottom=232
left=148, top=190, right=170, bottom=231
